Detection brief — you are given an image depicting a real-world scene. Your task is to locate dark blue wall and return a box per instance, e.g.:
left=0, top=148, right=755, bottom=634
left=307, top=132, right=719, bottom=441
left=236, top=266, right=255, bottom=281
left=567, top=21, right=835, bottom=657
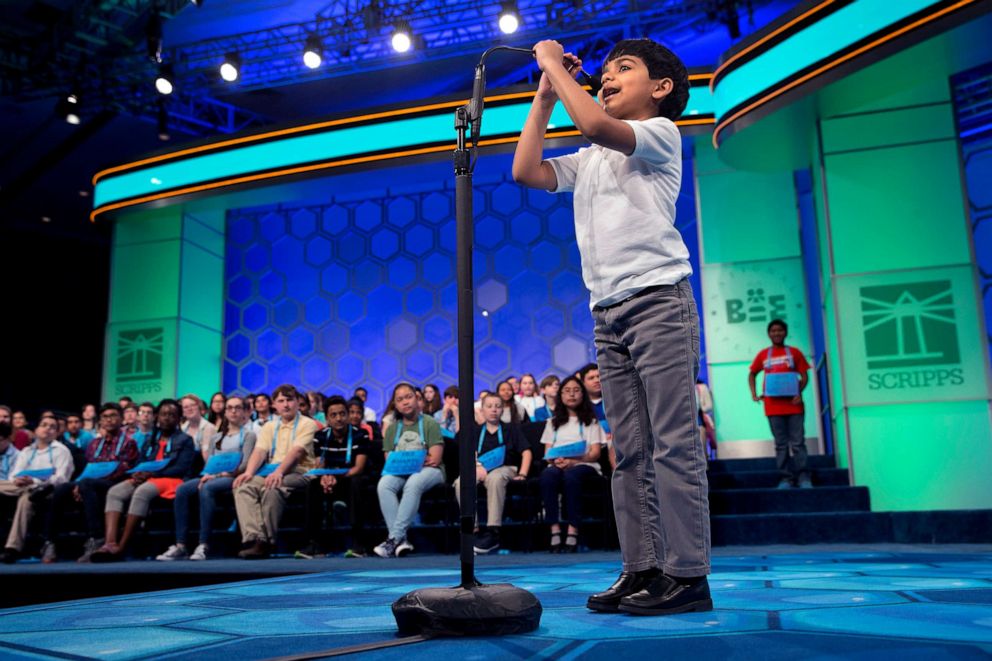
left=223, top=146, right=702, bottom=413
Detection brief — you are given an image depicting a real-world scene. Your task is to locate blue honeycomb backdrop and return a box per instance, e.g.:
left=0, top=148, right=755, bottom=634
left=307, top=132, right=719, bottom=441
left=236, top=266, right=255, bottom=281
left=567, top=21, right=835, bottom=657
left=224, top=149, right=702, bottom=413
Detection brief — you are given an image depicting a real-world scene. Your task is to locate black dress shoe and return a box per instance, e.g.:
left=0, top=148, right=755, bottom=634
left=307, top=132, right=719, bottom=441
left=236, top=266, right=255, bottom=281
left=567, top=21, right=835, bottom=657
left=586, top=569, right=660, bottom=612
left=619, top=574, right=713, bottom=616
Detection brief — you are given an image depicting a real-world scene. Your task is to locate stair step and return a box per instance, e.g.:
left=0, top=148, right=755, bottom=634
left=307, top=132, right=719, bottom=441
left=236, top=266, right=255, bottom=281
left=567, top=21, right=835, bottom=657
left=708, top=468, right=849, bottom=490
left=708, top=486, right=870, bottom=515
left=708, top=454, right=836, bottom=473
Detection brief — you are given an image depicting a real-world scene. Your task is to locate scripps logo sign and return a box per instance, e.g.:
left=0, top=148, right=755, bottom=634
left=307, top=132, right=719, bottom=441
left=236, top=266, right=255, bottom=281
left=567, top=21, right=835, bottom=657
left=114, top=327, right=164, bottom=395
left=860, top=280, right=963, bottom=390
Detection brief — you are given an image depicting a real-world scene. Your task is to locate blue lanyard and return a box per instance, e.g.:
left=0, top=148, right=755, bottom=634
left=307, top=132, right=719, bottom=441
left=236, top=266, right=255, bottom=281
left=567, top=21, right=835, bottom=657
left=478, top=424, right=503, bottom=454
left=273, top=414, right=300, bottom=457
left=765, top=346, right=794, bottom=370
left=552, top=421, right=585, bottom=444
left=2, top=450, right=11, bottom=476
left=147, top=431, right=173, bottom=458
left=542, top=404, right=552, bottom=417
left=63, top=432, right=85, bottom=448
left=184, top=420, right=205, bottom=446
left=28, top=444, right=54, bottom=467
left=94, top=431, right=127, bottom=459
left=321, top=426, right=353, bottom=465
left=394, top=415, right=424, bottom=448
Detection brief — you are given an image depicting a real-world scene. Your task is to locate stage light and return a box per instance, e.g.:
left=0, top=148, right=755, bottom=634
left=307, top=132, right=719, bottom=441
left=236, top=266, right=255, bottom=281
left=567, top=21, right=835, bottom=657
left=391, top=22, right=412, bottom=53
left=303, top=34, right=322, bottom=69
left=190, top=0, right=203, bottom=5
left=220, top=52, right=240, bottom=82
left=155, top=63, right=174, bottom=95
left=498, top=2, right=520, bottom=34
left=146, top=11, right=163, bottom=63
left=157, top=101, right=170, bottom=141
left=56, top=96, right=80, bottom=125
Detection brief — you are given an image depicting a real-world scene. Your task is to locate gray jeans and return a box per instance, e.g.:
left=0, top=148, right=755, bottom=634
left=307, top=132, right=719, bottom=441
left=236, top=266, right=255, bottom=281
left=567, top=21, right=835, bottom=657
left=592, top=279, right=711, bottom=577
left=768, top=414, right=808, bottom=482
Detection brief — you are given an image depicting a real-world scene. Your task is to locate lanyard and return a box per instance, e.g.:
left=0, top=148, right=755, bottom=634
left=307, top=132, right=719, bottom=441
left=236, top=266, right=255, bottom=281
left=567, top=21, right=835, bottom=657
left=765, top=346, right=794, bottom=370
left=94, top=431, right=127, bottom=459
left=394, top=415, right=424, bottom=448
left=552, top=421, right=585, bottom=444
left=273, top=414, right=300, bottom=457
left=184, top=420, right=204, bottom=446
left=63, top=432, right=85, bottom=449
left=322, top=426, right=353, bottom=465
left=478, top=424, right=503, bottom=454
left=147, top=431, right=173, bottom=458
left=542, top=404, right=552, bottom=417
left=28, top=444, right=54, bottom=467
left=2, top=451, right=11, bottom=476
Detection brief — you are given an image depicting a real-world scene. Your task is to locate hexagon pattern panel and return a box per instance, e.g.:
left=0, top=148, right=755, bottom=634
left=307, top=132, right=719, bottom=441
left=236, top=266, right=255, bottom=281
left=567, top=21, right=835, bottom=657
left=224, top=157, right=701, bottom=413
left=962, top=135, right=992, bottom=366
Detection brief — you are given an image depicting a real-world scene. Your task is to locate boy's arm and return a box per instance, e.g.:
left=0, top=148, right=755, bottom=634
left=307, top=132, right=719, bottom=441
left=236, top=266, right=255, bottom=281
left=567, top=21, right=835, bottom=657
left=511, top=73, right=559, bottom=191
left=534, top=40, right=636, bottom=154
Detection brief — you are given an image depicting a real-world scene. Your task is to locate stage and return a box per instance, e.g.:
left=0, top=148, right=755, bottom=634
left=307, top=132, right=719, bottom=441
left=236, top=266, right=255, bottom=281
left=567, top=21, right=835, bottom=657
left=1, top=545, right=991, bottom=659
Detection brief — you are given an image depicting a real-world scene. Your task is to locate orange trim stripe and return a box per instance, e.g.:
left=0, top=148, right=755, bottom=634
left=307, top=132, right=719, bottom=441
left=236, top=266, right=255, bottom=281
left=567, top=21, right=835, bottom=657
left=712, top=0, right=978, bottom=148
left=711, top=0, right=836, bottom=92
left=89, top=129, right=584, bottom=222
left=91, top=89, right=591, bottom=185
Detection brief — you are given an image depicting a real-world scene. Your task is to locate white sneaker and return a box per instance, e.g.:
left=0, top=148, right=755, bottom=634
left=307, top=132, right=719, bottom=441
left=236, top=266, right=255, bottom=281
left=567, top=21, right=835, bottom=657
left=395, top=539, right=414, bottom=557
left=189, top=543, right=209, bottom=561
left=156, top=544, right=188, bottom=561
left=373, top=538, right=398, bottom=558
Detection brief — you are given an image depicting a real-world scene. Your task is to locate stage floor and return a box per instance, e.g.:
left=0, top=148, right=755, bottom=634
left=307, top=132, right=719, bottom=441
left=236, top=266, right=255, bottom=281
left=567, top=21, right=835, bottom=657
left=1, top=545, right=991, bottom=660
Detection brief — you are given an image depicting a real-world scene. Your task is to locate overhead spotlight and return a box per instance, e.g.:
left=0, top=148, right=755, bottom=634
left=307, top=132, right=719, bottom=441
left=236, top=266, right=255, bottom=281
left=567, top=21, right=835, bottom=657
left=157, top=100, right=170, bottom=141
left=303, top=34, right=322, bottom=69
left=146, top=11, right=163, bottom=63
left=56, top=96, right=80, bottom=125
left=220, top=52, right=240, bottom=82
left=155, top=63, right=174, bottom=95
left=391, top=21, right=412, bottom=53
left=498, top=2, right=520, bottom=34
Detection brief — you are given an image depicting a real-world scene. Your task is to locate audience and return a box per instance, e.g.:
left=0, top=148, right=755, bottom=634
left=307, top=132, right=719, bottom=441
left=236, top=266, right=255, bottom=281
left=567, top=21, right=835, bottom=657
left=1, top=416, right=74, bottom=563
left=300, top=395, right=371, bottom=558
left=90, top=399, right=196, bottom=562
left=158, top=395, right=256, bottom=561
left=454, top=393, right=531, bottom=554
left=0, top=406, right=32, bottom=450
left=539, top=375, right=605, bottom=553
left=233, top=384, right=317, bottom=559
left=0, top=422, right=20, bottom=481
left=44, top=403, right=141, bottom=563
left=2, top=368, right=644, bottom=562
left=515, top=373, right=545, bottom=422
left=375, top=383, right=444, bottom=558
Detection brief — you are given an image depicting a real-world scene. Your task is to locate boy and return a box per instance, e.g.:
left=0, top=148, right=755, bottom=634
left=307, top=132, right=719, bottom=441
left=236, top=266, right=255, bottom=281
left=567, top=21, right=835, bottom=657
left=748, top=319, right=812, bottom=489
left=513, top=38, right=710, bottom=615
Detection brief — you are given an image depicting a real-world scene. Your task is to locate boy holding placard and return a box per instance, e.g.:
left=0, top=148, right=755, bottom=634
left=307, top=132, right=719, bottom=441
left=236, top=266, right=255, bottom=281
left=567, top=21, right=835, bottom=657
left=43, top=402, right=141, bottom=563
left=538, top=376, right=604, bottom=554
left=454, top=393, right=532, bottom=555
left=374, top=383, right=444, bottom=558
left=298, top=395, right=371, bottom=558
left=0, top=417, right=73, bottom=563
left=233, top=384, right=317, bottom=559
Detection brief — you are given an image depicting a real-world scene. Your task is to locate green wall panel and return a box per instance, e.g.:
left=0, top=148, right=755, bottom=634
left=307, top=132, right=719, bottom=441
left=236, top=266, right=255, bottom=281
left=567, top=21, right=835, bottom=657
left=696, top=144, right=801, bottom=264
left=180, top=241, right=224, bottom=332
left=102, top=319, right=178, bottom=402
left=823, top=139, right=971, bottom=275
left=820, top=103, right=956, bottom=155
left=112, top=206, right=183, bottom=245
left=848, top=400, right=992, bottom=511
left=835, top=265, right=988, bottom=406
left=176, top=320, right=223, bottom=398
left=702, top=258, right=811, bottom=364
left=109, top=239, right=181, bottom=323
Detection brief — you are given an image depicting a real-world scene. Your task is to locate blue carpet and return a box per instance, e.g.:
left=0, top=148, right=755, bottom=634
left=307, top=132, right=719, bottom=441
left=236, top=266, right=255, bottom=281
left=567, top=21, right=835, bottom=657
left=1, top=549, right=991, bottom=660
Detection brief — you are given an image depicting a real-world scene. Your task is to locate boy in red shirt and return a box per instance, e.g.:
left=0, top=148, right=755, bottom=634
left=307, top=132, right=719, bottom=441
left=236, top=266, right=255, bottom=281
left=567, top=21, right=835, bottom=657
left=748, top=319, right=812, bottom=489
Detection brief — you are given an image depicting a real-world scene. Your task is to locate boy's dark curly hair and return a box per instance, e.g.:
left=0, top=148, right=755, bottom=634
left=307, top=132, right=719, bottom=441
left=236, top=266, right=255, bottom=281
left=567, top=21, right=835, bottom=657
left=605, top=38, right=689, bottom=121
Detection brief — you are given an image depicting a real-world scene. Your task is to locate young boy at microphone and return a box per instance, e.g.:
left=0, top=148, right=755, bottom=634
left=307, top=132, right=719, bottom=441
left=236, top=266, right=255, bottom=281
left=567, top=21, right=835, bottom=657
left=512, top=38, right=711, bottom=616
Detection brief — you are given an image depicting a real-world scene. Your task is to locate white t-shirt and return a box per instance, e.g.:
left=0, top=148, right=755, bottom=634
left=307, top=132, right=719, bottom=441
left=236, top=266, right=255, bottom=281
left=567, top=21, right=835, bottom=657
left=547, top=116, right=691, bottom=308
left=515, top=394, right=546, bottom=420
left=540, top=417, right=606, bottom=474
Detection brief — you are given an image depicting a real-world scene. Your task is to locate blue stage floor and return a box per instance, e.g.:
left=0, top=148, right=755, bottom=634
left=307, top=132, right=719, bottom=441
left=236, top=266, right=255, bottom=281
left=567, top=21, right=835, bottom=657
left=1, top=546, right=991, bottom=660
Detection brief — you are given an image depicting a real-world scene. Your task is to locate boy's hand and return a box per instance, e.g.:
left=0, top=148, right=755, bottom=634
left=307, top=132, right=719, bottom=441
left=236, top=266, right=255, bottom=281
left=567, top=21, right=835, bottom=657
left=533, top=40, right=565, bottom=71
left=536, top=72, right=557, bottom=102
